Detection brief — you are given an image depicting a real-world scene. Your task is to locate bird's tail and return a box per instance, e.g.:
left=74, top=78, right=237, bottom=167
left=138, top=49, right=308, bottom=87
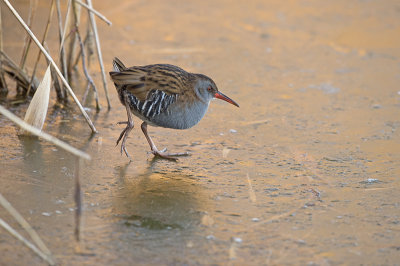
left=112, top=57, right=127, bottom=72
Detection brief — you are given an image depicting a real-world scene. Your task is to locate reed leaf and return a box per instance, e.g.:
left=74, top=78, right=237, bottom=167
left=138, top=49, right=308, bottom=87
left=23, top=65, right=51, bottom=133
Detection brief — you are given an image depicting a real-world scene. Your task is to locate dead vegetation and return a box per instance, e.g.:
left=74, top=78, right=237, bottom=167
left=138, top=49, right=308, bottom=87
left=0, top=1, right=110, bottom=264
left=0, top=0, right=111, bottom=126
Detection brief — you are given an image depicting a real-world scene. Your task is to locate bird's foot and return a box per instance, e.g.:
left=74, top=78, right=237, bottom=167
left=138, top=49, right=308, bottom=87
left=122, top=144, right=133, bottom=161
left=151, top=149, right=190, bottom=161
left=116, top=127, right=127, bottom=146
left=117, top=134, right=133, bottom=161
left=116, top=121, right=134, bottom=161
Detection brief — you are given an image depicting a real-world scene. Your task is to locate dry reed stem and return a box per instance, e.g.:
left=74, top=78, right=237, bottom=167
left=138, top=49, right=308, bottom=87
left=49, top=64, right=63, bottom=101
left=81, top=81, right=90, bottom=104
left=246, top=173, right=257, bottom=203
left=66, top=0, right=81, bottom=75
left=77, top=28, right=100, bottom=110
left=44, top=44, right=64, bottom=100
left=72, top=2, right=100, bottom=110
left=56, top=0, right=69, bottom=100
left=0, top=193, right=55, bottom=265
left=76, top=0, right=112, bottom=26
left=56, top=0, right=67, bottom=79
left=71, top=21, right=93, bottom=69
left=0, top=105, right=91, bottom=160
left=1, top=51, right=38, bottom=91
left=0, top=6, right=7, bottom=92
left=59, top=0, right=71, bottom=57
left=0, top=218, right=55, bottom=265
left=86, top=0, right=111, bottom=109
left=27, top=0, right=55, bottom=96
left=84, top=21, right=95, bottom=67
left=19, top=0, right=38, bottom=69
left=252, top=204, right=304, bottom=227
left=3, top=0, right=98, bottom=133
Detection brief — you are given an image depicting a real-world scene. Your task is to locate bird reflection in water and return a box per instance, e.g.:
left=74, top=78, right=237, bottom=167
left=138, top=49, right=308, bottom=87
left=113, top=159, right=210, bottom=231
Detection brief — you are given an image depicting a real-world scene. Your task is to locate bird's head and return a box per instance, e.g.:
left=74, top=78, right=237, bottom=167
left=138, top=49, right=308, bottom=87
left=194, top=74, right=239, bottom=107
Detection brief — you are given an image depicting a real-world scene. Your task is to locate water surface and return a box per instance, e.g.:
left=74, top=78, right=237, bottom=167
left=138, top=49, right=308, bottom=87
left=1, top=0, right=399, bottom=264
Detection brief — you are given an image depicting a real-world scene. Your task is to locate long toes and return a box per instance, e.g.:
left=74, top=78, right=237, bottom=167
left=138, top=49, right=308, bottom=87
left=152, top=151, right=178, bottom=161
left=122, top=145, right=133, bottom=161
left=151, top=150, right=191, bottom=160
left=168, top=152, right=191, bottom=157
left=124, top=150, right=133, bottom=161
left=116, top=129, right=127, bottom=146
left=117, top=121, right=128, bottom=125
left=156, top=148, right=190, bottom=157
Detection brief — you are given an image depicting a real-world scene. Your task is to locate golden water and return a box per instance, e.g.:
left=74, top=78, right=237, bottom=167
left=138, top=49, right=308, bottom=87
left=1, top=0, right=399, bottom=264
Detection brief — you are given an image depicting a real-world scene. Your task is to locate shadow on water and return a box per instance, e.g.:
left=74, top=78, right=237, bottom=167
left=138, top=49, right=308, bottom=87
left=112, top=159, right=207, bottom=234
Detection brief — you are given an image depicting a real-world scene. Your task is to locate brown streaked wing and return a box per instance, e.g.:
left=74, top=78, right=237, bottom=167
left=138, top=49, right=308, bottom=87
left=110, top=64, right=194, bottom=101
left=110, top=67, right=148, bottom=100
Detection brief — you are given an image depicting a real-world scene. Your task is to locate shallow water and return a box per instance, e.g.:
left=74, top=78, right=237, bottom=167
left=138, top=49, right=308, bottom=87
left=1, top=0, right=400, bottom=265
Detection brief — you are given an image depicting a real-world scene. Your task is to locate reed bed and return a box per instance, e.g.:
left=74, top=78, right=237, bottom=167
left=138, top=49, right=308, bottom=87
left=1, top=0, right=111, bottom=128
left=0, top=1, right=111, bottom=263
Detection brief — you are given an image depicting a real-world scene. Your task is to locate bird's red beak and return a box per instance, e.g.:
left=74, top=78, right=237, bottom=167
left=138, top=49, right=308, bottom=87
left=215, top=91, right=239, bottom=107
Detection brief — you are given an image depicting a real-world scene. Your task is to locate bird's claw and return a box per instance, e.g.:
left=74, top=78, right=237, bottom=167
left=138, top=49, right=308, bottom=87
left=150, top=150, right=190, bottom=161
left=116, top=122, right=134, bottom=161
left=122, top=146, right=133, bottom=161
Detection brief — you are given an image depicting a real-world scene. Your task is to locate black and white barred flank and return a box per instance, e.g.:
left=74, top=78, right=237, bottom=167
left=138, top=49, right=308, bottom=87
left=128, top=89, right=178, bottom=118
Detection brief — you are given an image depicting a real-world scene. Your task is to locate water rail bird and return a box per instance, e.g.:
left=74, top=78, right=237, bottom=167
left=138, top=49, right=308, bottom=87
left=110, top=57, right=239, bottom=160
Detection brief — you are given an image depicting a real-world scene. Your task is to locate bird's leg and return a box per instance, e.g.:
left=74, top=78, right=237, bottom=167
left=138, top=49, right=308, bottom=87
left=116, top=121, right=129, bottom=144
left=116, top=100, right=134, bottom=161
left=140, top=122, right=190, bottom=160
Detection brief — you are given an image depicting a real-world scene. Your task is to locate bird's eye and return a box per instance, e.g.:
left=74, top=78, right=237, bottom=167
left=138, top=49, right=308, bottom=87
left=207, top=87, right=212, bottom=92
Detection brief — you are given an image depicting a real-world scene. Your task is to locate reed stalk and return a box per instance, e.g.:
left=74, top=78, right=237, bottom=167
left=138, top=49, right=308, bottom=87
left=76, top=0, right=111, bottom=26
left=27, top=0, right=55, bottom=96
left=0, top=6, right=7, bottom=93
left=72, top=0, right=100, bottom=110
left=3, top=0, right=98, bottom=133
left=56, top=0, right=69, bottom=101
left=19, top=0, right=38, bottom=69
left=0, top=193, right=55, bottom=265
left=0, top=218, right=55, bottom=265
left=66, top=0, right=81, bottom=77
left=85, top=0, right=111, bottom=109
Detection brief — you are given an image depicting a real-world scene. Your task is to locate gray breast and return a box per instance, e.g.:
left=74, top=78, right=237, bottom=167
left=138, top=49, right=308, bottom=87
left=149, top=100, right=210, bottom=129
left=124, top=89, right=210, bottom=129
